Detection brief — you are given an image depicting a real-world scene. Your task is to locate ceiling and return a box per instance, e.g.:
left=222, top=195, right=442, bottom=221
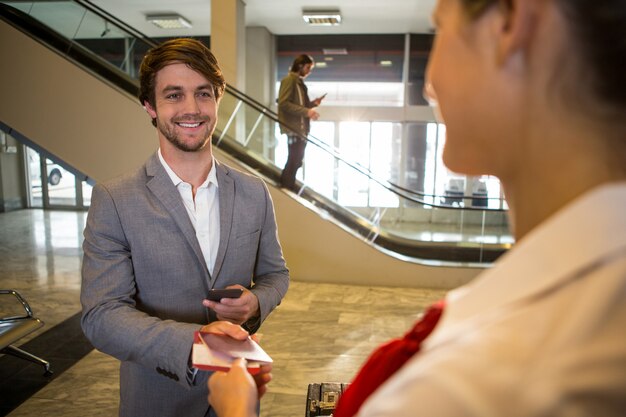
left=90, top=0, right=437, bottom=38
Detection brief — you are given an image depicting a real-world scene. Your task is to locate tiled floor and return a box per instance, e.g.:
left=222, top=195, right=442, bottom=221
left=0, top=209, right=447, bottom=417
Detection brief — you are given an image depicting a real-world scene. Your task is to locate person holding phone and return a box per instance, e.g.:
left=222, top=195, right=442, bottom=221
left=207, top=0, right=626, bottom=415
left=80, top=38, right=289, bottom=417
left=277, top=54, right=326, bottom=191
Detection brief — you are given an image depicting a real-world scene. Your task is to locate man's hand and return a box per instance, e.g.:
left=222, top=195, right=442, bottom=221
left=307, top=108, right=320, bottom=121
left=311, top=94, right=326, bottom=107
left=208, top=358, right=258, bottom=417
left=202, top=285, right=260, bottom=325
left=198, top=320, right=250, bottom=340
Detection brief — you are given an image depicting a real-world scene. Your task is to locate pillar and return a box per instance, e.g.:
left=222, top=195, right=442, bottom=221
left=211, top=0, right=246, bottom=91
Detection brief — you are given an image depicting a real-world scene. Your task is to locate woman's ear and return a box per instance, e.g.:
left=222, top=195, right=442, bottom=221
left=496, top=0, right=542, bottom=65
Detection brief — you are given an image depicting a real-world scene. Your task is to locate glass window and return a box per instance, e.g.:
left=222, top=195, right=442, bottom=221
left=407, top=34, right=435, bottom=106
left=47, top=159, right=76, bottom=206
left=23, top=145, right=92, bottom=209
left=82, top=181, right=93, bottom=207
left=26, top=147, right=43, bottom=208
left=422, top=123, right=440, bottom=206
left=421, top=123, right=506, bottom=209
left=337, top=121, right=370, bottom=206
left=304, top=122, right=335, bottom=199
left=369, top=123, right=400, bottom=208
left=273, top=121, right=335, bottom=197
left=273, top=119, right=505, bottom=211
left=273, top=123, right=288, bottom=173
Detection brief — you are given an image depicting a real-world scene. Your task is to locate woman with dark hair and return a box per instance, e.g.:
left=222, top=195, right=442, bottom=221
left=207, top=0, right=626, bottom=415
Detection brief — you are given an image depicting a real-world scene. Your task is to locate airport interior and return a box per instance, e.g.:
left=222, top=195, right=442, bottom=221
left=0, top=1, right=514, bottom=416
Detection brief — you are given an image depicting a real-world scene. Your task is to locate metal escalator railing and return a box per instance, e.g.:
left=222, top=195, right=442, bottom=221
left=0, top=0, right=512, bottom=264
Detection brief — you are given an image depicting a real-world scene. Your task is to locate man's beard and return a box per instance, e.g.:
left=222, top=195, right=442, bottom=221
left=157, top=117, right=214, bottom=153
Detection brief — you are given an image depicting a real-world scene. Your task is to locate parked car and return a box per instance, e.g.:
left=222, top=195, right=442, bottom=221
left=47, top=166, right=63, bottom=186
left=29, top=153, right=63, bottom=186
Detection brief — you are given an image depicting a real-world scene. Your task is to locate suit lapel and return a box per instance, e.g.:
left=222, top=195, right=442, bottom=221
left=144, top=153, right=210, bottom=278
left=211, top=161, right=234, bottom=283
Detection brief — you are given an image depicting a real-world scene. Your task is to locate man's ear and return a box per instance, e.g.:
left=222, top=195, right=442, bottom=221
left=496, top=0, right=541, bottom=65
left=144, top=100, right=157, bottom=119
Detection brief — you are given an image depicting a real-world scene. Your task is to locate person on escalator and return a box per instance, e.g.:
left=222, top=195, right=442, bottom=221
left=205, top=0, right=626, bottom=415
left=277, top=54, right=325, bottom=191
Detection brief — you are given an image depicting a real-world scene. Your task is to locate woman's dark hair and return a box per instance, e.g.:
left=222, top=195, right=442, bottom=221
left=459, top=0, right=626, bottom=116
left=139, top=38, right=226, bottom=126
left=558, top=0, right=626, bottom=113
left=290, top=54, right=315, bottom=73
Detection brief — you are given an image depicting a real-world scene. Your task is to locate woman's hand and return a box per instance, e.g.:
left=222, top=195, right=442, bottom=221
left=208, top=358, right=259, bottom=417
left=253, top=363, right=272, bottom=398
left=199, top=320, right=250, bottom=340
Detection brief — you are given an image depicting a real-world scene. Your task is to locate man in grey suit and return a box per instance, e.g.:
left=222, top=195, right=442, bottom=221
left=80, top=38, right=289, bottom=417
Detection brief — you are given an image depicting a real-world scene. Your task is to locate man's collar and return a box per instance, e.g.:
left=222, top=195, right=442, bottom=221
left=157, top=148, right=218, bottom=189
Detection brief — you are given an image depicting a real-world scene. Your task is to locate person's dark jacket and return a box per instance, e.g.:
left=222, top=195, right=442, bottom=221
left=278, top=72, right=314, bottom=136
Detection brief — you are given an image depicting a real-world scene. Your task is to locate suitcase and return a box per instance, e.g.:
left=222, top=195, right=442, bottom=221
left=305, top=382, right=349, bottom=417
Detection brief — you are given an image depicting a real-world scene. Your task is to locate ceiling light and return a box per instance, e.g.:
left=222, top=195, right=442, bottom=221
left=322, top=48, right=348, bottom=55
left=380, top=60, right=393, bottom=67
left=146, top=14, right=192, bottom=29
left=315, top=62, right=328, bottom=68
left=302, top=9, right=342, bottom=26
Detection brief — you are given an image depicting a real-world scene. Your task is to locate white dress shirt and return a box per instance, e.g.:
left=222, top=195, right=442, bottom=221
left=158, top=149, right=220, bottom=276
left=360, top=182, right=626, bottom=417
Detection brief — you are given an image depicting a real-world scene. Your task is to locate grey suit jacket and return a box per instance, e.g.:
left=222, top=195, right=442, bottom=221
left=80, top=152, right=289, bottom=417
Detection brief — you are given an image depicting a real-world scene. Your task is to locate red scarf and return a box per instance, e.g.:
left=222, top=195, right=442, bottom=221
left=334, top=300, right=445, bottom=417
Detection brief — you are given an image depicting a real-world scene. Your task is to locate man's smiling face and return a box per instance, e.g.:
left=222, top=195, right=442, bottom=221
left=144, top=62, right=218, bottom=153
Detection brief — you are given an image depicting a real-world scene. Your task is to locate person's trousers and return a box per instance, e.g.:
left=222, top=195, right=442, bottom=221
left=280, top=134, right=307, bottom=190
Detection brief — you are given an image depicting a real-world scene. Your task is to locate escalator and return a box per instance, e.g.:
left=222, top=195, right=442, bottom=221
left=0, top=1, right=511, bottom=288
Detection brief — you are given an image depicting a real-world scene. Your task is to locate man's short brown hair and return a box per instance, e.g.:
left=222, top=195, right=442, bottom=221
left=139, top=38, right=226, bottom=123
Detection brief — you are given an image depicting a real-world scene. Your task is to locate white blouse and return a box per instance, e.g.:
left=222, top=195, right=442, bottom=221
left=360, top=182, right=626, bottom=417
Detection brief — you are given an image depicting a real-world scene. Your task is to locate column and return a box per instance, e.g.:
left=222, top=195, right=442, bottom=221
left=211, top=0, right=246, bottom=90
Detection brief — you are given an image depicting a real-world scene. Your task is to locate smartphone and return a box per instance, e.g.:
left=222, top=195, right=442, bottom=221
left=206, top=288, right=244, bottom=301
